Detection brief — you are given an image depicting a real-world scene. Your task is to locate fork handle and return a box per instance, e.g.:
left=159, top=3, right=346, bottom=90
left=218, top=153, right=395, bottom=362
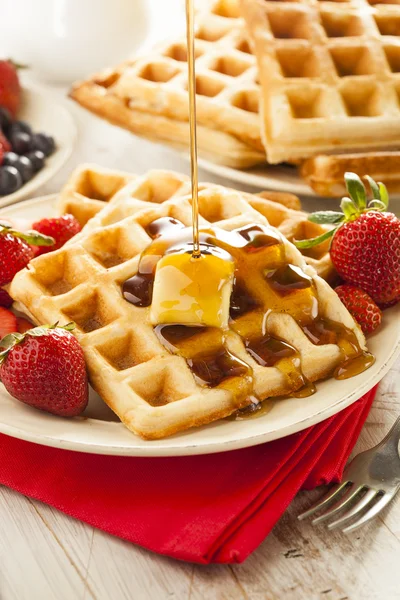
left=378, top=416, right=400, bottom=458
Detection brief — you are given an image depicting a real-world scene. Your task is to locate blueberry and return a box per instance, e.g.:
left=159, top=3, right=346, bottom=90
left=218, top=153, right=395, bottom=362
left=14, top=155, right=34, bottom=183
left=10, top=131, right=32, bottom=155
left=31, top=132, right=55, bottom=157
left=3, top=151, right=20, bottom=168
left=9, top=120, right=32, bottom=136
left=26, top=150, right=45, bottom=173
left=0, top=166, right=23, bottom=195
left=0, top=107, right=12, bottom=133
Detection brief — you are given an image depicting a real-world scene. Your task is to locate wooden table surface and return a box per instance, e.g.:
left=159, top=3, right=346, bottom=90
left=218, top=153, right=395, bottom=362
left=1, top=10, right=400, bottom=597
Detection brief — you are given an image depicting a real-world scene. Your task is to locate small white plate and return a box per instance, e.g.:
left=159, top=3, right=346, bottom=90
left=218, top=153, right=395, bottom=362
left=0, top=87, right=76, bottom=208
left=0, top=195, right=399, bottom=457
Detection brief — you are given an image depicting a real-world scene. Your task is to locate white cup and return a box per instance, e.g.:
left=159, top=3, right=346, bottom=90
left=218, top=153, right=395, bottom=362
left=0, top=0, right=149, bottom=83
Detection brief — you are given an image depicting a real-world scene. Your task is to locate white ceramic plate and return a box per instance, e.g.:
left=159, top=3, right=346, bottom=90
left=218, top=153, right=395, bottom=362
left=0, top=87, right=76, bottom=208
left=0, top=194, right=399, bottom=457
left=197, top=157, right=316, bottom=196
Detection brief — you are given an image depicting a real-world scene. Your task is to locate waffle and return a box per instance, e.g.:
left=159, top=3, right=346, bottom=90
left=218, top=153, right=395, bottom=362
left=58, top=164, right=333, bottom=280
left=302, top=151, right=400, bottom=197
left=57, top=164, right=136, bottom=227
left=11, top=169, right=366, bottom=439
left=241, top=0, right=400, bottom=163
left=70, top=0, right=266, bottom=168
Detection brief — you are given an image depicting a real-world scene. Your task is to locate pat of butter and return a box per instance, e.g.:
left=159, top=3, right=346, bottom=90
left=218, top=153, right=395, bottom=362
left=150, top=249, right=235, bottom=329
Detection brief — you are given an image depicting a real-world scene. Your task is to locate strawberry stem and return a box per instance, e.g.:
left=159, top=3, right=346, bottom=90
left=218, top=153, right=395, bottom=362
left=294, top=172, right=390, bottom=250
left=294, top=228, right=336, bottom=249
left=0, top=224, right=55, bottom=247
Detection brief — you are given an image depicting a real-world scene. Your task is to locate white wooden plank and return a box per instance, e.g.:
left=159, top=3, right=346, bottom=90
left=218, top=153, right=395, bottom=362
left=0, top=488, right=91, bottom=600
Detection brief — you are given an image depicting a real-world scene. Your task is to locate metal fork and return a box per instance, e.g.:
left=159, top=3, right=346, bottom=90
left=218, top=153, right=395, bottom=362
left=298, top=416, right=400, bottom=533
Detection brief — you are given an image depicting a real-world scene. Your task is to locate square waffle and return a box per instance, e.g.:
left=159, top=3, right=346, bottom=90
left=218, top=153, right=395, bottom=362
left=58, top=164, right=333, bottom=280
left=241, top=0, right=400, bottom=163
left=69, top=0, right=266, bottom=168
left=11, top=169, right=366, bottom=439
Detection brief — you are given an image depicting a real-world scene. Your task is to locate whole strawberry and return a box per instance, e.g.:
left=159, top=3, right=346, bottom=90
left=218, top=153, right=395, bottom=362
left=0, top=222, right=54, bottom=286
left=32, top=214, right=81, bottom=255
left=0, top=323, right=88, bottom=417
left=335, top=285, right=382, bottom=335
left=296, top=173, right=400, bottom=307
left=0, top=60, right=21, bottom=118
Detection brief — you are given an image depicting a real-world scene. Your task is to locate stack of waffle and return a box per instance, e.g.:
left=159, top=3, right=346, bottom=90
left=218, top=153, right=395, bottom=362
left=70, top=0, right=400, bottom=195
left=11, top=166, right=365, bottom=439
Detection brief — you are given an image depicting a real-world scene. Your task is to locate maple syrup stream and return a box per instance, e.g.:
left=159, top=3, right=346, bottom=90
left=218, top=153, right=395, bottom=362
left=121, top=1, right=375, bottom=417
left=186, top=0, right=200, bottom=258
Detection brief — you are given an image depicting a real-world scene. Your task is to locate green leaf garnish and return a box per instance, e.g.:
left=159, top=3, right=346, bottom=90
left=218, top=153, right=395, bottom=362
left=340, top=197, right=358, bottom=220
left=365, top=175, right=380, bottom=201
left=294, top=228, right=336, bottom=250
left=308, top=211, right=345, bottom=225
left=297, top=171, right=391, bottom=251
left=345, top=172, right=367, bottom=210
left=378, top=182, right=389, bottom=209
left=0, top=224, right=55, bottom=247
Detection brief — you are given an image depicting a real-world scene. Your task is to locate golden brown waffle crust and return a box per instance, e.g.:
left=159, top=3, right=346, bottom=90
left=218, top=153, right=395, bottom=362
left=59, top=163, right=334, bottom=282
left=70, top=0, right=267, bottom=168
left=302, top=152, right=400, bottom=197
left=241, top=0, right=400, bottom=163
left=11, top=168, right=366, bottom=440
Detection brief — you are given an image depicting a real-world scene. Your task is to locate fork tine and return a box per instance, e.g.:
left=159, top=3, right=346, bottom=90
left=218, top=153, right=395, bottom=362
left=327, top=488, right=378, bottom=530
left=342, top=491, right=395, bottom=534
left=311, top=483, right=363, bottom=525
left=297, top=481, right=348, bottom=521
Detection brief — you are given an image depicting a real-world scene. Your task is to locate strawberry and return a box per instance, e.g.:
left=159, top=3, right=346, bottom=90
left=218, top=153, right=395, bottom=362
left=32, top=214, right=81, bottom=256
left=335, top=285, right=382, bottom=335
left=16, top=317, right=33, bottom=334
left=0, top=322, right=88, bottom=417
left=295, top=173, right=400, bottom=307
left=0, top=222, right=54, bottom=286
left=0, top=289, right=13, bottom=307
left=0, top=60, right=21, bottom=118
left=0, top=307, right=17, bottom=338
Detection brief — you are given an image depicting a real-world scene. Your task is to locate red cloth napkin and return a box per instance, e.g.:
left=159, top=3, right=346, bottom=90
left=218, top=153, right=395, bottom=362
left=0, top=386, right=377, bottom=564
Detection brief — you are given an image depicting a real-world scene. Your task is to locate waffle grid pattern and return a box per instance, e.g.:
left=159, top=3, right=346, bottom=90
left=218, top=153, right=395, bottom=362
left=58, top=164, right=334, bottom=280
left=70, top=0, right=265, bottom=168
left=11, top=169, right=364, bottom=439
left=241, top=0, right=400, bottom=162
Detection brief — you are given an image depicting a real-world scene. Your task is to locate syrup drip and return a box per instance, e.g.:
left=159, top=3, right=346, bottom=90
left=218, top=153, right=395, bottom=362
left=185, top=0, right=200, bottom=257
left=155, top=324, right=253, bottom=406
left=123, top=220, right=374, bottom=412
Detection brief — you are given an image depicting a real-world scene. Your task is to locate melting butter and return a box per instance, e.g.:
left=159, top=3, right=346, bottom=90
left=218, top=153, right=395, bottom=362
left=150, top=244, right=234, bottom=328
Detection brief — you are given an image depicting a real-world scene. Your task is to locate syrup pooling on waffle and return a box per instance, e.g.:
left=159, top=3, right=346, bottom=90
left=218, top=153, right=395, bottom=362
left=122, top=215, right=374, bottom=412
left=11, top=172, right=371, bottom=439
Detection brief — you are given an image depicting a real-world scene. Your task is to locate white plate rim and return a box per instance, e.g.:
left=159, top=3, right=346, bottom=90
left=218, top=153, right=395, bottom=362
left=196, top=156, right=316, bottom=196
left=0, top=86, right=76, bottom=208
left=0, top=194, right=398, bottom=457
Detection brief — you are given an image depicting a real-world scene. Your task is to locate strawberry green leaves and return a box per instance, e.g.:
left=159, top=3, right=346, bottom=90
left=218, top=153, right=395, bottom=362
left=294, top=172, right=390, bottom=250
left=344, top=172, right=367, bottom=210
left=0, top=322, right=75, bottom=365
left=308, top=211, right=344, bottom=225
left=0, top=222, right=55, bottom=247
left=294, top=228, right=336, bottom=249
